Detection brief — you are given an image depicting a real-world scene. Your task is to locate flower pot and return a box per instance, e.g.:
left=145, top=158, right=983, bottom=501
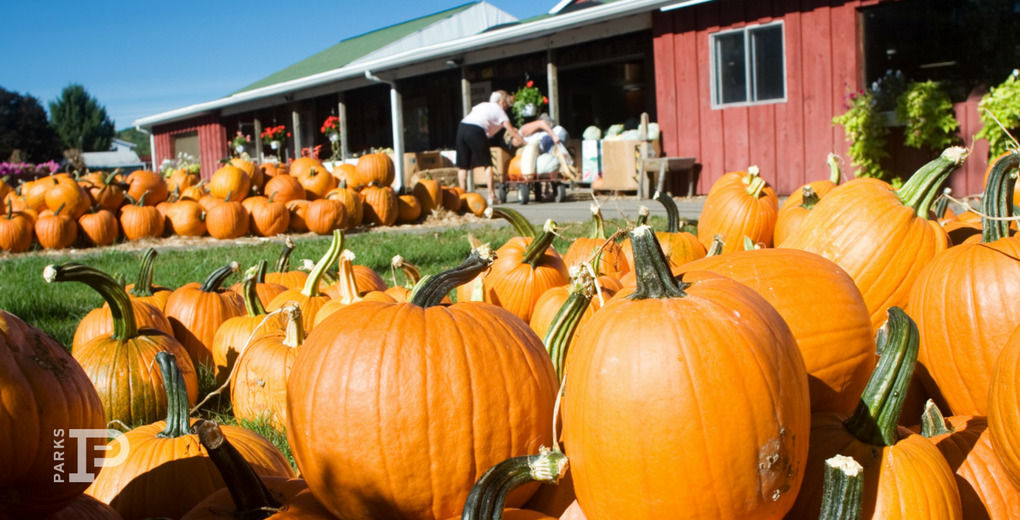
left=234, top=145, right=245, bottom=154
left=329, top=133, right=340, bottom=143
left=522, top=103, right=537, bottom=117
left=271, top=140, right=280, bottom=150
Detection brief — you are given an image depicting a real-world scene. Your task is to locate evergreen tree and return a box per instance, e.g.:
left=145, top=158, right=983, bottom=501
left=0, top=86, right=63, bottom=163
left=49, top=84, right=115, bottom=152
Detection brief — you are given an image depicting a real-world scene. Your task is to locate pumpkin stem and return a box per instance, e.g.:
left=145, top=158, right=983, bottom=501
left=302, top=230, right=344, bottom=297
left=933, top=188, right=951, bottom=219
left=240, top=266, right=266, bottom=317
left=43, top=263, right=138, bottom=339
left=254, top=259, right=268, bottom=284
left=919, top=399, right=954, bottom=437
left=200, top=262, right=240, bottom=293
left=193, top=419, right=282, bottom=520
left=800, top=186, right=820, bottom=210
left=827, top=153, right=842, bottom=185
left=392, top=255, right=421, bottom=288
left=275, top=237, right=296, bottom=273
left=136, top=190, right=149, bottom=207
left=5, top=198, right=12, bottom=219
left=706, top=234, right=725, bottom=257
left=485, top=206, right=537, bottom=238
left=129, top=248, right=159, bottom=297
left=654, top=191, right=681, bottom=233
left=587, top=204, right=607, bottom=239
left=54, top=202, right=66, bottom=216
left=156, top=352, right=192, bottom=438
left=280, top=304, right=305, bottom=349
left=460, top=447, right=568, bottom=520
left=636, top=205, right=649, bottom=227
left=334, top=250, right=363, bottom=304
left=818, top=455, right=864, bottom=520
left=844, top=307, right=918, bottom=447
left=544, top=265, right=595, bottom=383
left=627, top=225, right=688, bottom=300
left=980, top=150, right=1020, bottom=242
left=411, top=243, right=496, bottom=308
left=744, top=166, right=766, bottom=198
left=897, top=147, right=969, bottom=216
left=522, top=220, right=559, bottom=268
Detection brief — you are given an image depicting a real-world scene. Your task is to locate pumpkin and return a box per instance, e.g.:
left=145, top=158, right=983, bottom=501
left=780, top=147, right=965, bottom=331
left=562, top=226, right=810, bottom=520
left=206, top=198, right=249, bottom=239
left=442, top=187, right=464, bottom=212
left=786, top=308, right=963, bottom=519
left=123, top=248, right=173, bottom=311
left=353, top=264, right=388, bottom=293
left=529, top=265, right=601, bottom=382
left=261, top=162, right=285, bottom=179
left=304, top=198, right=347, bottom=235
left=297, top=167, right=335, bottom=200
left=361, top=185, right=397, bottom=226
left=230, top=157, right=264, bottom=192
left=325, top=180, right=363, bottom=227
left=264, top=237, right=309, bottom=290
left=228, top=259, right=288, bottom=309
left=314, top=250, right=396, bottom=326
left=384, top=255, right=448, bottom=303
left=71, top=294, right=173, bottom=354
left=915, top=401, right=1020, bottom=519
left=231, top=304, right=305, bottom=429
left=267, top=230, right=344, bottom=332
left=212, top=265, right=286, bottom=386
left=0, top=310, right=106, bottom=518
left=989, top=325, right=1020, bottom=490
left=180, top=180, right=208, bottom=202
left=484, top=220, right=569, bottom=323
left=84, top=353, right=294, bottom=520
left=286, top=244, right=557, bottom=520
left=413, top=177, right=442, bottom=215
left=208, top=165, right=251, bottom=202
left=40, top=494, right=125, bottom=520
left=562, top=204, right=629, bottom=277
left=84, top=172, right=125, bottom=212
left=508, top=155, right=524, bottom=181
left=908, top=151, right=1020, bottom=416
left=697, top=166, right=778, bottom=253
left=46, top=176, right=90, bottom=218
left=163, top=199, right=205, bottom=237
left=461, top=192, right=487, bottom=217
left=286, top=199, right=310, bottom=232
left=35, top=203, right=78, bottom=249
left=166, top=168, right=200, bottom=194
left=0, top=198, right=34, bottom=252
left=353, top=152, right=394, bottom=187
left=330, top=162, right=357, bottom=185
left=621, top=195, right=705, bottom=271
left=288, top=158, right=325, bottom=182
left=43, top=263, right=199, bottom=426
left=250, top=195, right=290, bottom=237
left=774, top=154, right=843, bottom=244
left=264, top=173, right=306, bottom=204
left=164, top=262, right=245, bottom=367
left=397, top=194, right=422, bottom=222
left=443, top=449, right=568, bottom=520
left=678, top=248, right=876, bottom=414
left=125, top=170, right=168, bottom=205
left=77, top=207, right=119, bottom=246
left=119, top=190, right=165, bottom=240
left=241, top=195, right=268, bottom=214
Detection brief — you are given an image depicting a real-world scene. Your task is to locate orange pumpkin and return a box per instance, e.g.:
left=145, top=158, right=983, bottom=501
left=353, top=152, right=394, bottom=187
left=166, top=168, right=200, bottom=194
left=230, top=157, right=264, bottom=192
left=461, top=192, right=487, bottom=217
left=484, top=220, right=569, bottom=322
left=620, top=197, right=705, bottom=272
left=231, top=304, right=305, bottom=429
left=125, top=170, right=168, bottom=206
left=212, top=266, right=286, bottom=386
left=697, top=166, right=778, bottom=253
left=507, top=155, right=523, bottom=181
left=528, top=265, right=604, bottom=381
left=315, top=250, right=396, bottom=326
left=249, top=195, right=290, bottom=237
left=562, top=204, right=629, bottom=278
left=412, top=177, right=442, bottom=215
left=45, top=176, right=90, bottom=219
left=206, top=199, right=249, bottom=239
left=286, top=199, right=310, bottom=232
left=989, top=326, right=1020, bottom=490
left=208, top=165, right=251, bottom=202
left=442, top=186, right=464, bottom=212
left=361, top=185, right=397, bottom=226
left=266, top=230, right=344, bottom=332
left=325, top=180, right=362, bottom=227
left=396, top=194, right=421, bottom=223
left=0, top=199, right=34, bottom=252
left=264, top=238, right=309, bottom=290
left=35, top=204, right=78, bottom=249
left=71, top=296, right=172, bottom=354
left=77, top=208, right=119, bottom=246
left=774, top=154, right=843, bottom=244
left=330, top=162, right=358, bottom=185
left=23, top=177, right=50, bottom=211
left=164, top=262, right=245, bottom=367
left=165, top=199, right=207, bottom=237
left=288, top=157, right=325, bottom=181
left=297, top=166, right=336, bottom=200
left=119, top=191, right=165, bottom=240
left=304, top=198, right=347, bottom=235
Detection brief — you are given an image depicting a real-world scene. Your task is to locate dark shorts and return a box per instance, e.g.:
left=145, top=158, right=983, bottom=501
left=456, top=122, right=491, bottom=170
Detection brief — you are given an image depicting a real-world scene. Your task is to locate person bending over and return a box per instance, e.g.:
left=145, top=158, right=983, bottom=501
left=456, top=90, right=525, bottom=203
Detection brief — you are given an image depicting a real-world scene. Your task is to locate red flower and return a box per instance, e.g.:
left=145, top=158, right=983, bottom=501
left=526, top=80, right=534, bottom=88
left=543, top=97, right=548, bottom=104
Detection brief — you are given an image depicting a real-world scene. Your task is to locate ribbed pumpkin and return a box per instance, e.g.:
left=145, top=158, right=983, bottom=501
left=679, top=248, right=875, bottom=414
left=621, top=195, right=705, bottom=272
left=0, top=199, right=34, bottom=251
left=45, top=176, right=89, bottom=218
left=461, top=192, right=487, bottom=217
left=241, top=195, right=268, bottom=214
left=397, top=194, right=422, bottom=223
left=442, top=187, right=464, bottom=212
left=231, top=304, right=305, bottom=430
left=485, top=220, right=570, bottom=322
left=0, top=310, right=106, bottom=519
left=125, top=170, right=168, bottom=206
left=287, top=244, right=557, bottom=520
left=780, top=147, right=965, bottom=331
left=78, top=207, right=118, bottom=246
left=35, top=204, right=78, bottom=249
left=230, top=157, right=264, bottom=192
left=989, top=325, right=1020, bottom=490
left=23, top=177, right=51, bottom=211
left=119, top=191, right=164, bottom=240
left=697, top=166, right=778, bottom=253
left=353, top=264, right=388, bottom=293
left=916, top=402, right=1020, bottom=519
left=315, top=250, right=396, bottom=326
left=43, top=263, right=199, bottom=426
left=908, top=151, right=1020, bottom=416
left=297, top=167, right=335, bottom=200
left=562, top=204, right=629, bottom=278
left=264, top=173, right=305, bottom=204
left=166, top=168, right=200, bottom=194
left=267, top=230, right=344, bottom=332
left=361, top=185, right=397, bottom=226
left=206, top=198, right=249, bottom=239
left=413, top=177, right=442, bottom=215
left=71, top=295, right=172, bottom=354
left=209, top=165, right=251, bottom=202
left=165, top=199, right=207, bottom=237
left=164, top=262, right=245, bottom=367
left=212, top=266, right=286, bottom=386
left=786, top=308, right=963, bottom=519
left=305, top=198, right=347, bottom=235
left=84, top=353, right=294, bottom=520
left=249, top=195, right=290, bottom=237
left=330, top=162, right=358, bottom=185
left=286, top=199, right=310, bottom=232
left=774, top=154, right=843, bottom=244
left=353, top=152, right=394, bottom=187
left=180, top=181, right=208, bottom=202
left=563, top=226, right=810, bottom=520
left=83, top=172, right=126, bottom=212
left=264, top=238, right=309, bottom=290
left=288, top=158, right=325, bottom=182
left=326, top=180, right=362, bottom=227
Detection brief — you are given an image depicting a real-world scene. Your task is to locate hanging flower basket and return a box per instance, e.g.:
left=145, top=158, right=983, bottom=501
left=271, top=140, right=280, bottom=150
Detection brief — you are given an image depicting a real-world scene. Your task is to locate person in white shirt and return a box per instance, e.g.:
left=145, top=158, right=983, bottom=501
left=457, top=90, right=525, bottom=203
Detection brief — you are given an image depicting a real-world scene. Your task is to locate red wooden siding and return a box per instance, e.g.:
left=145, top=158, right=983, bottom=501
left=152, top=115, right=228, bottom=180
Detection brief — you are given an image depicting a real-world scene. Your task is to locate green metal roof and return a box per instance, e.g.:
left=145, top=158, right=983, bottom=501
left=235, top=2, right=476, bottom=94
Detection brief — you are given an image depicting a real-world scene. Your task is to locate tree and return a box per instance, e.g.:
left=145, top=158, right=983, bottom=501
left=0, top=87, right=63, bottom=163
left=49, top=84, right=115, bottom=152
left=116, top=127, right=152, bottom=157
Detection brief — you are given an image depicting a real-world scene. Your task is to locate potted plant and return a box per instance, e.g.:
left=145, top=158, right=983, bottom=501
left=229, top=131, right=251, bottom=156
left=321, top=116, right=342, bottom=161
left=261, top=125, right=288, bottom=151
left=511, top=81, right=547, bottom=127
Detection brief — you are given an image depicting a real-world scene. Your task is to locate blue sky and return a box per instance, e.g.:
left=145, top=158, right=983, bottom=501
left=0, top=0, right=555, bottom=130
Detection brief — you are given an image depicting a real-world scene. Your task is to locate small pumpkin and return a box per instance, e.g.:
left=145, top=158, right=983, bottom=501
left=461, top=192, right=487, bottom=217
left=774, top=153, right=843, bottom=244
left=0, top=198, right=34, bottom=252
left=46, top=176, right=90, bottom=218
left=35, top=203, right=78, bottom=249
left=119, top=191, right=165, bottom=240
left=231, top=304, right=305, bottom=430
left=397, top=194, right=422, bottom=223
left=212, top=265, right=286, bottom=386
left=228, top=258, right=288, bottom=308
left=250, top=194, right=290, bottom=237
left=125, top=170, right=169, bottom=205
left=442, top=186, right=463, bottom=212
left=84, top=172, right=125, bottom=212
left=206, top=197, right=249, bottom=239
left=230, top=157, right=264, bottom=192
left=325, top=180, right=363, bottom=227
left=353, top=152, right=394, bottom=187
left=297, top=166, right=336, bottom=200
left=166, top=167, right=200, bottom=194
left=697, top=165, right=779, bottom=254
left=412, top=177, right=442, bottom=214
left=562, top=204, right=629, bottom=277
left=361, top=184, right=397, bottom=226
left=164, top=199, right=206, bottom=237
left=305, top=198, right=347, bottom=235
left=208, top=165, right=251, bottom=202
left=164, top=262, right=245, bottom=367
left=288, top=157, right=326, bottom=181
left=484, top=219, right=569, bottom=323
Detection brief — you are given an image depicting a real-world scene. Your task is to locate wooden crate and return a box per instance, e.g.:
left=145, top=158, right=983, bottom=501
left=599, top=139, right=661, bottom=191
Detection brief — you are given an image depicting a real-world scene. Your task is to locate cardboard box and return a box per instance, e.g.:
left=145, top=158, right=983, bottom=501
left=598, top=139, right=661, bottom=191
left=473, top=147, right=515, bottom=187
left=387, top=152, right=454, bottom=190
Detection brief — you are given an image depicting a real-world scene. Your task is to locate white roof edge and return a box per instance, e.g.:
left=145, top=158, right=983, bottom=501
left=548, top=0, right=574, bottom=15
left=136, top=0, right=705, bottom=128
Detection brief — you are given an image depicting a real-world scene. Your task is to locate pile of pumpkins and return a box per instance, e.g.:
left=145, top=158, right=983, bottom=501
left=5, top=145, right=1020, bottom=520
left=0, top=153, right=488, bottom=253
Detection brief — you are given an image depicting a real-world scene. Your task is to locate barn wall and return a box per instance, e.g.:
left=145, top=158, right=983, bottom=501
left=152, top=115, right=228, bottom=179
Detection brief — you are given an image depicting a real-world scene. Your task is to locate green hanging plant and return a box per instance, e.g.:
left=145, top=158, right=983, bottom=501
left=833, top=88, right=890, bottom=180
left=896, top=80, right=960, bottom=150
left=977, top=70, right=1020, bottom=159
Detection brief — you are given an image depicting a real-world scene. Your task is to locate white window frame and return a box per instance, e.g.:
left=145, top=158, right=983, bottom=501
left=709, top=20, right=787, bottom=109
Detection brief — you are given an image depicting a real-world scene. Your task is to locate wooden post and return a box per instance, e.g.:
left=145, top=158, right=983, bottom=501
left=462, top=65, right=474, bottom=192
left=390, top=85, right=405, bottom=193
left=291, top=109, right=302, bottom=157
left=338, top=93, right=349, bottom=161
left=547, top=49, right=559, bottom=123
left=253, top=119, right=263, bottom=162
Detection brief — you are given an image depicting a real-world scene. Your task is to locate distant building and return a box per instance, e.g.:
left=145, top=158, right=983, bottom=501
left=82, top=139, right=146, bottom=173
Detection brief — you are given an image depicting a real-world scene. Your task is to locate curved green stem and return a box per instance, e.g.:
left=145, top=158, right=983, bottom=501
left=5, top=198, right=12, bottom=219
left=706, top=234, right=724, bottom=256
left=522, top=220, right=558, bottom=268
left=980, top=150, right=1020, bottom=242
left=200, top=262, right=240, bottom=293
left=412, top=245, right=496, bottom=308
left=544, top=266, right=595, bottom=382
left=302, top=230, right=344, bottom=297
left=818, top=455, right=864, bottom=520
left=129, top=248, right=159, bottom=297
left=800, top=186, right=820, bottom=210
left=933, top=188, right=951, bottom=220
left=626, top=225, right=688, bottom=300
left=194, top=420, right=282, bottom=520
left=844, top=307, right=918, bottom=447
left=240, top=266, right=266, bottom=317
left=898, top=147, right=969, bottom=215
left=155, top=352, right=191, bottom=438
left=392, top=255, right=421, bottom=288
left=254, top=259, right=268, bottom=284
left=43, top=263, right=138, bottom=339
left=636, top=205, right=649, bottom=227
left=827, top=153, right=842, bottom=185
left=275, top=237, right=296, bottom=273
left=461, top=448, right=568, bottom=520
left=654, top=191, right=680, bottom=233
left=486, top=207, right=536, bottom=238
left=919, top=400, right=953, bottom=437
left=588, top=204, right=607, bottom=239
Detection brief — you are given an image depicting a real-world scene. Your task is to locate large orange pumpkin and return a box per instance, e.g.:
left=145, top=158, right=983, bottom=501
left=287, top=245, right=557, bottom=520
left=484, top=220, right=569, bottom=322
left=780, top=147, right=966, bottom=331
left=0, top=311, right=106, bottom=519
left=264, top=173, right=306, bottom=204
left=562, top=226, right=810, bottom=520
left=989, top=325, right=1020, bottom=490
left=697, top=166, right=778, bottom=253
left=442, top=449, right=568, bottom=520
left=164, top=262, right=245, bottom=367
left=353, top=153, right=394, bottom=187
left=562, top=204, right=629, bottom=277
left=45, top=176, right=90, bottom=219
left=208, top=165, right=251, bottom=202
left=125, top=170, right=168, bottom=206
